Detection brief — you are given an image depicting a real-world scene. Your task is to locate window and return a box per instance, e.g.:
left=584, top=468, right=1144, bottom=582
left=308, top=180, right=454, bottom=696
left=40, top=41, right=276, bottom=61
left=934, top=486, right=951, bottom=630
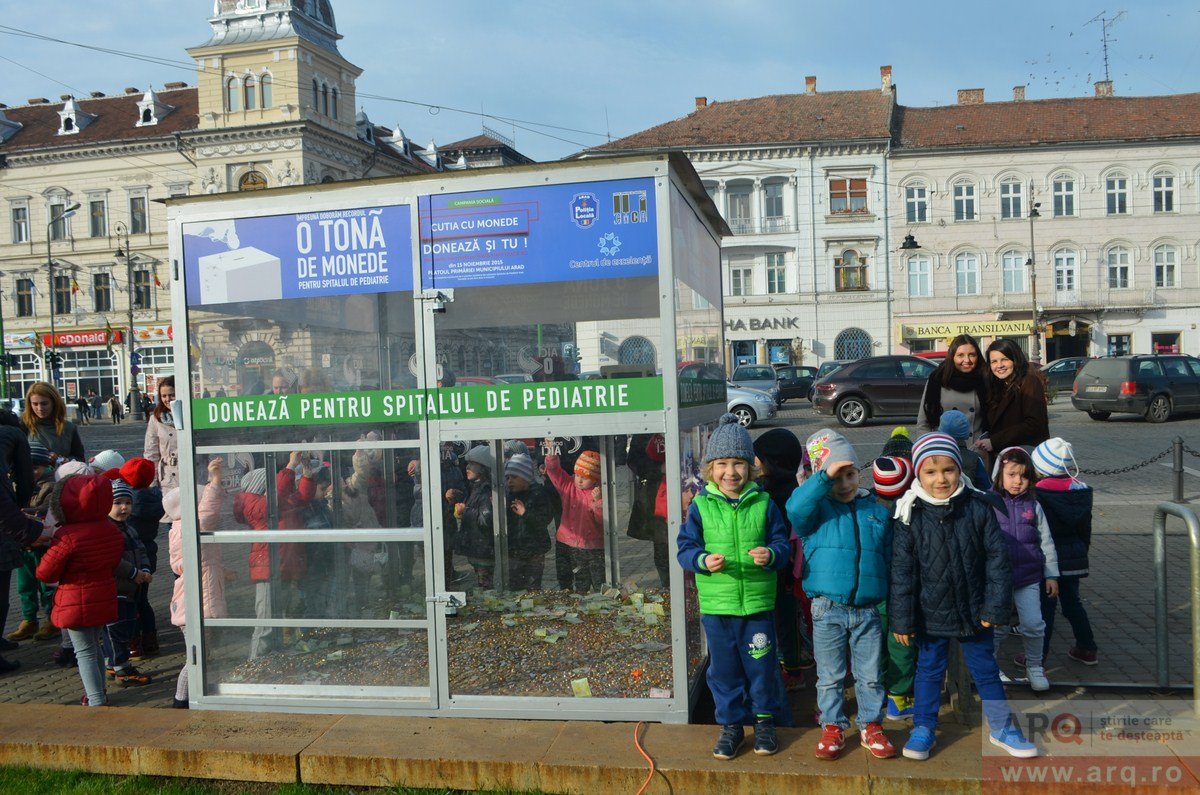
left=905, top=184, right=928, bottom=223
left=322, top=84, right=329, bottom=116
left=15, top=278, right=33, bottom=317
left=726, top=188, right=751, bottom=233
left=133, top=269, right=152, bottom=309
left=953, top=180, right=976, bottom=221
left=1106, top=174, right=1128, bottom=214
left=1151, top=332, right=1180, bottom=354
left=835, top=249, right=867, bottom=291
left=1052, top=175, right=1075, bottom=217
left=1002, top=250, right=1026, bottom=293
left=834, top=327, right=873, bottom=360
left=1153, top=172, right=1175, bottom=213
left=999, top=179, right=1023, bottom=219
left=93, top=273, right=112, bottom=312
left=312, top=79, right=319, bottom=110
left=729, top=266, right=752, bottom=297
left=10, top=206, right=29, bottom=244
left=260, top=74, right=273, bottom=108
left=244, top=76, right=258, bottom=111
left=225, top=77, right=240, bottom=112
left=763, top=182, right=785, bottom=229
left=1154, top=244, right=1177, bottom=288
left=1106, top=246, right=1130, bottom=289
left=331, top=88, right=338, bottom=120
left=129, top=196, right=147, bottom=234
left=53, top=274, right=71, bottom=314
left=1106, top=335, right=1130, bottom=356
left=899, top=359, right=936, bottom=379
left=955, top=252, right=979, bottom=295
left=238, top=171, right=269, bottom=191
left=48, top=202, right=68, bottom=241
left=1054, top=249, right=1077, bottom=292
left=829, top=178, right=867, bottom=214
left=766, top=253, right=786, bottom=294
left=907, top=255, right=930, bottom=297
left=88, top=200, right=106, bottom=238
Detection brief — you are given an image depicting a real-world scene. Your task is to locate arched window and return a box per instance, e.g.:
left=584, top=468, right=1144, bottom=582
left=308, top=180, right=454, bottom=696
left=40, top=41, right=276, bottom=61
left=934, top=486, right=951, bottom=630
left=243, top=76, right=258, bottom=111
left=331, top=88, right=338, bottom=120
left=953, top=179, right=976, bottom=221
left=1152, top=170, right=1176, bottom=213
left=226, top=77, right=240, bottom=112
left=238, top=171, right=269, bottom=192
left=62, top=117, right=74, bottom=132
left=955, top=252, right=979, bottom=295
left=312, top=79, right=320, bottom=110
left=1002, top=249, right=1026, bottom=293
left=999, top=177, right=1023, bottom=219
left=904, top=181, right=928, bottom=223
left=835, top=249, right=867, bottom=292
left=322, top=84, right=329, bottom=116
left=1154, top=244, right=1178, bottom=288
left=617, top=336, right=657, bottom=368
left=1106, top=246, right=1130, bottom=289
left=1053, top=248, right=1078, bottom=293
left=834, top=327, right=873, bottom=360
left=141, top=108, right=153, bottom=124
left=906, top=255, right=930, bottom=297
left=260, top=74, right=273, bottom=108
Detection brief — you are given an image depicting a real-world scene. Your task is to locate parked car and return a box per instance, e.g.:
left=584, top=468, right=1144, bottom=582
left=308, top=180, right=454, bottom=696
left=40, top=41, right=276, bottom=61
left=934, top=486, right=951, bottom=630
left=456, top=376, right=497, bottom=386
left=1071, top=354, right=1200, bottom=423
left=1041, top=357, right=1088, bottom=392
left=727, top=385, right=777, bottom=428
left=729, top=364, right=781, bottom=405
left=807, top=359, right=853, bottom=402
left=812, top=355, right=938, bottom=427
left=493, top=373, right=533, bottom=384
left=774, top=365, right=818, bottom=403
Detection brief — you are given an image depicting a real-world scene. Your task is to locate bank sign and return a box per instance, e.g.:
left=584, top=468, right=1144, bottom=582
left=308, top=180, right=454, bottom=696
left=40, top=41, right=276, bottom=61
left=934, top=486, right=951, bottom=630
left=901, top=320, right=1033, bottom=340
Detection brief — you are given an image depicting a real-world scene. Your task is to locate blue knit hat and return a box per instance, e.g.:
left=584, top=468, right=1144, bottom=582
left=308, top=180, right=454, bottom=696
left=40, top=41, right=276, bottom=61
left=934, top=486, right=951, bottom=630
left=912, top=432, right=962, bottom=473
left=938, top=409, right=971, bottom=441
left=1032, top=437, right=1078, bottom=478
left=110, top=478, right=133, bottom=502
left=702, top=413, right=755, bottom=464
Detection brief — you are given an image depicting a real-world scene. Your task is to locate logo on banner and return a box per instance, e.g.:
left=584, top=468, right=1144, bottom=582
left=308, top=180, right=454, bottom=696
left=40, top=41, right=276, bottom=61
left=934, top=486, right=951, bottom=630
left=598, top=232, right=622, bottom=256
left=570, top=192, right=599, bottom=229
left=612, top=190, right=649, bottom=224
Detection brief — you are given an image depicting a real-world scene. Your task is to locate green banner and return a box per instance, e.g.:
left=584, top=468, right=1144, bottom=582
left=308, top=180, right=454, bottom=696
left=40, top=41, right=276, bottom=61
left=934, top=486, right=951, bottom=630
left=193, top=377, right=665, bottom=429
left=678, top=377, right=726, bottom=409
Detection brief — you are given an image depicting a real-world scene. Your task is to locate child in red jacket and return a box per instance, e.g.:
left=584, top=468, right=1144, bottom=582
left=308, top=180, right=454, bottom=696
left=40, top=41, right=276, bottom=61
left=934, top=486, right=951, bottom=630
left=35, top=475, right=125, bottom=706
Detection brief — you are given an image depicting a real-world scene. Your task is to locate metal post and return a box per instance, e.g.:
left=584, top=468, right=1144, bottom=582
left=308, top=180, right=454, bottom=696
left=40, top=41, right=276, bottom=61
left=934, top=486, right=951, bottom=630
left=0, top=285, right=8, bottom=403
left=45, top=203, right=80, bottom=387
left=1151, top=501, right=1200, bottom=717
left=115, top=222, right=143, bottom=421
left=1174, top=437, right=1185, bottom=504
left=1027, top=200, right=1041, bottom=365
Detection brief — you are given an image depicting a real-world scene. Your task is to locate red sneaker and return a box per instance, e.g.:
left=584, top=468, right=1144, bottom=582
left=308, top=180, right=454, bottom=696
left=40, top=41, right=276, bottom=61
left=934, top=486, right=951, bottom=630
left=860, top=722, right=896, bottom=758
left=815, top=724, right=845, bottom=760
left=1067, top=647, right=1098, bottom=666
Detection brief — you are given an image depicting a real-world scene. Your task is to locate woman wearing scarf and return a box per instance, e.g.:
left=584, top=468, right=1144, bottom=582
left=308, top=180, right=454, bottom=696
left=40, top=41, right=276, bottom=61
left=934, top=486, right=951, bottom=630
left=917, top=335, right=988, bottom=446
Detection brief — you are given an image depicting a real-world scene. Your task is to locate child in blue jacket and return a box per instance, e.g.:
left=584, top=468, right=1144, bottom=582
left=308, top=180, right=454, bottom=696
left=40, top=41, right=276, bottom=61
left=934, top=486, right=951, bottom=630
left=787, top=429, right=895, bottom=761
left=677, top=414, right=792, bottom=760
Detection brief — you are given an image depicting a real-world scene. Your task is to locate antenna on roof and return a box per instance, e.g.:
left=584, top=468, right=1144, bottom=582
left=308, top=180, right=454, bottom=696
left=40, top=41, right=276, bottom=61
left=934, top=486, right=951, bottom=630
left=1086, top=10, right=1125, bottom=82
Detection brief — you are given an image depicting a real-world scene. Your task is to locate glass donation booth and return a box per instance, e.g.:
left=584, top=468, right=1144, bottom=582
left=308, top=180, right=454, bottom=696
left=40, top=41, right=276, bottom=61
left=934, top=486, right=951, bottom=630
left=167, top=153, right=731, bottom=722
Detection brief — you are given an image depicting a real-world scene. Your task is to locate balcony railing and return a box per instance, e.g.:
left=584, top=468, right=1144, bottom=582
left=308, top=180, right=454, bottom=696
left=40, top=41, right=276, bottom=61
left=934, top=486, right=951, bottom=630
left=726, top=216, right=794, bottom=235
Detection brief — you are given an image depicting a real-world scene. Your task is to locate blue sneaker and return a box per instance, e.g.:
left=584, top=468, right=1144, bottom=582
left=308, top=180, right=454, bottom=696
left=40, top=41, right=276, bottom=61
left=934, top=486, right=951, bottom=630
left=990, top=726, right=1039, bottom=758
left=902, top=726, right=936, bottom=760
left=886, top=694, right=914, bottom=720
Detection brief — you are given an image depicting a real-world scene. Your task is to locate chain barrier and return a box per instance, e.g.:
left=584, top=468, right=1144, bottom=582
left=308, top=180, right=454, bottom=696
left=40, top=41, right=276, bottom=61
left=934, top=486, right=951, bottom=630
left=1078, top=446, right=1173, bottom=477
left=1185, top=444, right=1200, bottom=461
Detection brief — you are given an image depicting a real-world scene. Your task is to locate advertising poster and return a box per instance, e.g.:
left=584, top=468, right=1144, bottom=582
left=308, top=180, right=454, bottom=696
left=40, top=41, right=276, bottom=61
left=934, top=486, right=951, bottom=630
left=419, top=177, right=658, bottom=289
left=182, top=204, right=414, bottom=307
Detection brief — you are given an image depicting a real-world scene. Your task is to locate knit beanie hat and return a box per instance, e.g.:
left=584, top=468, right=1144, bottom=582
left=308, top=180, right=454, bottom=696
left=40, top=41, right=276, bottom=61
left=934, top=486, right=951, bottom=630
left=645, top=434, right=666, bottom=463
left=872, top=456, right=914, bottom=499
left=1032, top=437, right=1078, bottom=478
left=504, top=453, right=536, bottom=485
left=574, top=450, right=602, bottom=481
left=912, top=432, right=962, bottom=473
left=240, top=468, right=268, bottom=495
left=938, top=409, right=972, bottom=441
left=110, top=478, right=133, bottom=502
left=89, top=449, right=125, bottom=473
left=881, top=426, right=914, bottom=460
left=119, top=458, right=157, bottom=490
left=465, top=445, right=494, bottom=473
left=29, top=442, right=52, bottom=467
left=805, top=428, right=856, bottom=473
left=702, top=413, right=755, bottom=465
left=55, top=460, right=92, bottom=481
left=503, top=440, right=530, bottom=459
left=752, top=428, right=803, bottom=473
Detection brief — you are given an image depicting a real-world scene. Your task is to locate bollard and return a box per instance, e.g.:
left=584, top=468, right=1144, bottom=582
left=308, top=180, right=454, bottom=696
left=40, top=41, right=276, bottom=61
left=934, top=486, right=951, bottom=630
left=1174, top=437, right=1185, bottom=504
left=1151, top=502, right=1200, bottom=717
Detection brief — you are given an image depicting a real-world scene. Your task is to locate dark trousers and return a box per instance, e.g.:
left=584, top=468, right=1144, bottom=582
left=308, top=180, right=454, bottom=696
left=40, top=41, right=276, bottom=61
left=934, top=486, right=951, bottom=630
left=702, top=611, right=792, bottom=726
left=774, top=574, right=801, bottom=671
left=507, top=553, right=547, bottom=591
left=136, top=533, right=159, bottom=636
left=1041, top=575, right=1096, bottom=655
left=0, top=569, right=10, bottom=633
left=878, top=600, right=917, bottom=696
left=913, top=629, right=1013, bottom=733
left=103, top=599, right=139, bottom=671
left=554, top=541, right=605, bottom=593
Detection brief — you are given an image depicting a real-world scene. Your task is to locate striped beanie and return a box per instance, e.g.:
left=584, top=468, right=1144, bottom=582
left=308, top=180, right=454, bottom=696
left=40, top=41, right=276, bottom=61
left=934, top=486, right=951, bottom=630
left=240, top=468, right=268, bottom=495
left=110, top=478, right=133, bottom=502
left=29, top=442, right=52, bottom=467
left=1032, top=437, right=1078, bottom=478
left=504, top=453, right=536, bottom=485
left=912, top=432, right=962, bottom=473
left=872, top=456, right=914, bottom=499
left=574, top=450, right=602, bottom=482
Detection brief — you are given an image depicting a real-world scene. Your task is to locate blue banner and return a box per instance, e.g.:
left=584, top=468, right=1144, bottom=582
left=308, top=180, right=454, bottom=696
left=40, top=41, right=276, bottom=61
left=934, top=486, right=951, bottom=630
left=182, top=204, right=413, bottom=307
left=420, top=177, right=658, bottom=289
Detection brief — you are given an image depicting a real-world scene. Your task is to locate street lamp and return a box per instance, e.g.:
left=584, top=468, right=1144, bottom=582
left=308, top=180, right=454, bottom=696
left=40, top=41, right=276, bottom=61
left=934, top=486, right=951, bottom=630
left=114, top=221, right=143, bottom=421
left=1026, top=202, right=1042, bottom=365
left=46, top=202, right=81, bottom=387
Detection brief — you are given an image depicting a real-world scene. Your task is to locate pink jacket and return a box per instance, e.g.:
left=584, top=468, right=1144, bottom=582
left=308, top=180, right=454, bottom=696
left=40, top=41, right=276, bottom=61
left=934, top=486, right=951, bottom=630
left=169, top=481, right=229, bottom=627
left=544, top=455, right=604, bottom=550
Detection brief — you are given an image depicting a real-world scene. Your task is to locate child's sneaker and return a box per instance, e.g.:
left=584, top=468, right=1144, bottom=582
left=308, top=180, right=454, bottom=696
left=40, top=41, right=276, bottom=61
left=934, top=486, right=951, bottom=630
left=998, top=669, right=1014, bottom=685
left=1026, top=666, right=1050, bottom=692
left=989, top=726, right=1039, bottom=758
left=712, top=724, right=745, bottom=760
left=814, top=725, right=845, bottom=760
left=52, top=646, right=76, bottom=668
left=115, top=667, right=153, bottom=687
left=753, top=718, right=779, bottom=756
left=886, top=694, right=914, bottom=720
left=1067, top=647, right=1098, bottom=666
left=860, top=722, right=896, bottom=758
left=903, top=726, right=936, bottom=760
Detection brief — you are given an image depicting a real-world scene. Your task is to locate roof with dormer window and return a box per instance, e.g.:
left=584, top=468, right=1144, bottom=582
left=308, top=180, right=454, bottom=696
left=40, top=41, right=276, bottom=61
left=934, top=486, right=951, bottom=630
left=0, top=88, right=198, bottom=152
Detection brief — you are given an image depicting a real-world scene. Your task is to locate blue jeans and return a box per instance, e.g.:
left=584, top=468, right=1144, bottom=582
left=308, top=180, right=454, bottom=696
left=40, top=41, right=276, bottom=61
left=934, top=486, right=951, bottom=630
left=702, top=611, right=792, bottom=727
left=102, top=599, right=139, bottom=672
left=67, top=626, right=107, bottom=706
left=1041, top=575, right=1096, bottom=655
left=914, top=628, right=1014, bottom=733
left=811, top=596, right=885, bottom=729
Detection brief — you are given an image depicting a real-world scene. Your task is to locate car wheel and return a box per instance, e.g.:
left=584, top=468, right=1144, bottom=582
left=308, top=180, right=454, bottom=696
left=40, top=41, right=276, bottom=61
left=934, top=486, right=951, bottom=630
left=1145, top=395, right=1171, bottom=423
left=1087, top=410, right=1111, bottom=421
left=835, top=397, right=868, bottom=428
left=731, top=406, right=756, bottom=427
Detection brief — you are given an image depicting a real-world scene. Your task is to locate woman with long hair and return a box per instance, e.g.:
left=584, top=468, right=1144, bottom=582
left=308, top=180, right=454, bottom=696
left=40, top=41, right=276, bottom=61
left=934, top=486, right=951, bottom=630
left=977, top=339, right=1049, bottom=455
left=21, top=382, right=85, bottom=463
left=917, top=334, right=989, bottom=444
left=143, top=376, right=178, bottom=491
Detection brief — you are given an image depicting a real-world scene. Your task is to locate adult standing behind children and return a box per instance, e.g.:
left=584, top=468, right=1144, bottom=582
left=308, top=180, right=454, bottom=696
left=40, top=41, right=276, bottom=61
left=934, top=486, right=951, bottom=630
left=917, top=334, right=988, bottom=444
left=22, top=382, right=85, bottom=463
left=143, top=376, right=178, bottom=491
left=977, top=339, right=1049, bottom=456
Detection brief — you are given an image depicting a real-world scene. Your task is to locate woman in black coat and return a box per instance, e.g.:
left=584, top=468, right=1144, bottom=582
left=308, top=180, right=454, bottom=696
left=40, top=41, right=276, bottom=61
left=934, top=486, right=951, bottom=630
left=977, top=338, right=1049, bottom=456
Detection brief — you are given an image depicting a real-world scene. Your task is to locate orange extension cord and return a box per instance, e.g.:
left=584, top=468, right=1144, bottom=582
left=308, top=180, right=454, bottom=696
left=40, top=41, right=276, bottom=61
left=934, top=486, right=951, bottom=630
left=634, top=720, right=656, bottom=795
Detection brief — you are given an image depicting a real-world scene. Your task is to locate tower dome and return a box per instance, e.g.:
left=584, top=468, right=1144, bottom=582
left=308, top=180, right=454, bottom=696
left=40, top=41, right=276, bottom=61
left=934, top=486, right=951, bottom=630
left=204, top=0, right=341, bottom=54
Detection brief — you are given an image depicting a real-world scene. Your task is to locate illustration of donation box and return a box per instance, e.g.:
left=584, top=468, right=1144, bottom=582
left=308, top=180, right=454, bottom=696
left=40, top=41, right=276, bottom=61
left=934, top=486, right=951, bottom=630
left=198, top=247, right=282, bottom=304
left=168, top=153, right=732, bottom=724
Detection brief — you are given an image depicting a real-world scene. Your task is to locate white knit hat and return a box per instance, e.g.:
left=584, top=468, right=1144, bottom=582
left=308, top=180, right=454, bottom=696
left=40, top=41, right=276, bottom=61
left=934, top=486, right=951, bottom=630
left=1032, top=437, right=1078, bottom=478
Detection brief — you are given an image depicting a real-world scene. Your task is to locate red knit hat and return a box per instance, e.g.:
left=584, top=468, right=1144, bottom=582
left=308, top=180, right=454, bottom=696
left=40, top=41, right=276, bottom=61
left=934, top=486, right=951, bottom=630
left=871, top=456, right=913, bottom=499
left=120, top=457, right=157, bottom=489
left=574, top=450, right=601, bottom=482
left=645, top=434, right=666, bottom=463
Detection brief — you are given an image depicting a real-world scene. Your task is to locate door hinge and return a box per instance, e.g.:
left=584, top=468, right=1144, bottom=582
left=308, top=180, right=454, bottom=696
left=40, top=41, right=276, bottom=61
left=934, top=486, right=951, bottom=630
left=419, top=288, right=454, bottom=314
left=426, top=591, right=466, bottom=615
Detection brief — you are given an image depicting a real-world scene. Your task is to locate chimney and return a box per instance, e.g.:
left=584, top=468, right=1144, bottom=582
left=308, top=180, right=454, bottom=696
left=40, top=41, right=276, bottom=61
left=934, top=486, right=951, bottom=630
left=880, top=65, right=893, bottom=94
left=163, top=81, right=187, bottom=90
left=805, top=75, right=817, bottom=94
left=957, top=88, right=985, bottom=105
left=124, top=87, right=140, bottom=95
left=59, top=94, right=73, bottom=102
left=695, top=96, right=707, bottom=110
left=89, top=91, right=106, bottom=98
left=1095, top=80, right=1114, bottom=97
left=27, top=98, right=49, bottom=105
left=1013, top=86, right=1026, bottom=102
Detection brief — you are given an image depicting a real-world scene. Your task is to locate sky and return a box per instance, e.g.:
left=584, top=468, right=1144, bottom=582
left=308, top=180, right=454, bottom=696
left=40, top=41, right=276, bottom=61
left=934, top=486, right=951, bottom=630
left=2, top=1, right=1198, bottom=162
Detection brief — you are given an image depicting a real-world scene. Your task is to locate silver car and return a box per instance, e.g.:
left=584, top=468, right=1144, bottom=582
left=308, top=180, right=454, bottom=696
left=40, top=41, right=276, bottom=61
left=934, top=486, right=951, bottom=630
left=727, top=384, right=777, bottom=427
left=729, top=364, right=782, bottom=406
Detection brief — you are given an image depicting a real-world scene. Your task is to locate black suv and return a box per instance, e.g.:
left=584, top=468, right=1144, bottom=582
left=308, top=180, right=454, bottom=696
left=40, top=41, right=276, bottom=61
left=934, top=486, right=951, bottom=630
left=1071, top=354, right=1200, bottom=423
left=812, top=355, right=937, bottom=427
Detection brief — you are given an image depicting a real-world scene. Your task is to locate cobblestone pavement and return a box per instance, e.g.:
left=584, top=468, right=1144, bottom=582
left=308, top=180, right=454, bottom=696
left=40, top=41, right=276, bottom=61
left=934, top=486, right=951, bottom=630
left=0, top=406, right=1196, bottom=707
